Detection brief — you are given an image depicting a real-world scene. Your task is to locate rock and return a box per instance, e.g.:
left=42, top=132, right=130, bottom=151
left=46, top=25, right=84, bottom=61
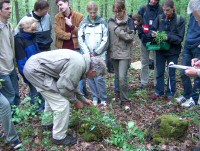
left=145, top=114, right=189, bottom=144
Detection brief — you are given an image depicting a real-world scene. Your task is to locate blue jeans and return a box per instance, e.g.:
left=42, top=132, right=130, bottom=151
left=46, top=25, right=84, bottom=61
left=156, top=52, right=179, bottom=97
left=28, top=82, right=45, bottom=110
left=112, top=59, right=130, bottom=104
left=180, top=45, right=200, bottom=104
left=0, top=69, right=20, bottom=106
left=0, top=92, right=20, bottom=143
left=75, top=50, right=88, bottom=98
left=88, top=76, right=107, bottom=102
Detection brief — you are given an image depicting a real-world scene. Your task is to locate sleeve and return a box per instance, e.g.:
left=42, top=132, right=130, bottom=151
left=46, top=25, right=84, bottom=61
left=114, top=26, right=134, bottom=42
left=56, top=61, right=85, bottom=104
left=94, top=20, right=109, bottom=55
left=78, top=22, right=90, bottom=54
left=166, top=17, right=186, bottom=45
left=71, top=14, right=84, bottom=36
left=15, top=37, right=28, bottom=75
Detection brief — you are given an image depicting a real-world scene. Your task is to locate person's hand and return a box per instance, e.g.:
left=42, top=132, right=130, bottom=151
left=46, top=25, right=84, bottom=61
left=65, top=16, right=72, bottom=27
left=192, top=59, right=200, bottom=68
left=74, top=100, right=84, bottom=109
left=191, top=58, right=198, bottom=67
left=185, top=67, right=198, bottom=77
left=85, top=99, right=93, bottom=106
left=151, top=31, right=157, bottom=37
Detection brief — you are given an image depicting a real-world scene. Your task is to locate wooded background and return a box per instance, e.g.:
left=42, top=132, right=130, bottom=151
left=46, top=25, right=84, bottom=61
left=11, top=0, right=190, bottom=49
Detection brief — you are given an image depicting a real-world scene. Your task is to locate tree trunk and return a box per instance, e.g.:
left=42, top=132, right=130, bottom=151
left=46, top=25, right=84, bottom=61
left=100, top=1, right=104, bottom=18
left=105, top=0, right=108, bottom=21
left=14, top=0, right=20, bottom=23
left=78, top=0, right=81, bottom=12
left=25, top=0, right=29, bottom=14
left=48, top=0, right=59, bottom=50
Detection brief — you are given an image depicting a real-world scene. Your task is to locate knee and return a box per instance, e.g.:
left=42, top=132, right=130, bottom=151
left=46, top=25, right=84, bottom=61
left=0, top=101, right=11, bottom=115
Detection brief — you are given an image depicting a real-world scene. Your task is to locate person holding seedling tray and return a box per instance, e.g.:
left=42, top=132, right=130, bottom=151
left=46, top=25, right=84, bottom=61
left=148, top=0, right=186, bottom=101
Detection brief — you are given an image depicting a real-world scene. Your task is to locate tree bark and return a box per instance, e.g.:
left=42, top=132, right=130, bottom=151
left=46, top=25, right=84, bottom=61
left=25, top=0, right=29, bottom=14
left=48, top=0, right=59, bottom=50
left=14, top=0, right=20, bottom=23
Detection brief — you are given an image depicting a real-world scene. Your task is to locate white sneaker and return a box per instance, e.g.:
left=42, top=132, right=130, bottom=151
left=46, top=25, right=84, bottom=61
left=181, top=97, right=195, bottom=107
left=93, top=100, right=98, bottom=106
left=175, top=96, right=187, bottom=103
left=101, top=101, right=107, bottom=106
left=93, top=97, right=98, bottom=106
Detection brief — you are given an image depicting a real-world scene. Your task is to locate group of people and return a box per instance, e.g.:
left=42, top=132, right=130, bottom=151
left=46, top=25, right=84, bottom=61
left=0, top=0, right=200, bottom=148
left=135, top=0, right=200, bottom=108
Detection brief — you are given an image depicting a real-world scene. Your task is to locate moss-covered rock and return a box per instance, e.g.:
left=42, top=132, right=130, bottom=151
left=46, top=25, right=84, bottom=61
left=145, top=114, right=189, bottom=144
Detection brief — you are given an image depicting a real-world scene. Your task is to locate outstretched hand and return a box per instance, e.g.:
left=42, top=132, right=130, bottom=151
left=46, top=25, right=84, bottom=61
left=85, top=99, right=93, bottom=106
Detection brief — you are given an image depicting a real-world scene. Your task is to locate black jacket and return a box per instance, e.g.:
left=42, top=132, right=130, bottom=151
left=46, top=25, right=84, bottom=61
left=138, top=2, right=163, bottom=44
left=149, top=13, right=186, bottom=55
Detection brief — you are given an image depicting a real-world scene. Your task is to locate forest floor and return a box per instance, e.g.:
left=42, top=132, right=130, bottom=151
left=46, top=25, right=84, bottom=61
left=0, top=39, right=200, bottom=151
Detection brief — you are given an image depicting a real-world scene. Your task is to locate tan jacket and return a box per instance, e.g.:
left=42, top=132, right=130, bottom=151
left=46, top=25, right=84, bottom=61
left=23, top=49, right=88, bottom=104
left=108, top=15, right=134, bottom=59
left=55, top=10, right=84, bottom=49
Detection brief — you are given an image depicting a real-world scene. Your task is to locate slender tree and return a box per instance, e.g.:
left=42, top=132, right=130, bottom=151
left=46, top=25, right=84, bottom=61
left=14, top=0, right=20, bottom=23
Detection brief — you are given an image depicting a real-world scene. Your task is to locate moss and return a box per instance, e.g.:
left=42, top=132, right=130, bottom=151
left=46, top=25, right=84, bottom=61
left=82, top=132, right=98, bottom=142
left=145, top=114, right=189, bottom=144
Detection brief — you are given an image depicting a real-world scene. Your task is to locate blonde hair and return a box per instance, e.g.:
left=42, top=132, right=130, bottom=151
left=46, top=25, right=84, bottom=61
left=86, top=1, right=98, bottom=12
left=18, top=16, right=39, bottom=29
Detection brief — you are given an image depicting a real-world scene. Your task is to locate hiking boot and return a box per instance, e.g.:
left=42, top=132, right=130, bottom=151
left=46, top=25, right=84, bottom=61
left=181, top=97, right=195, bottom=107
left=114, top=92, right=120, bottom=102
left=150, top=93, right=159, bottom=100
left=52, top=136, right=77, bottom=146
left=10, top=139, right=22, bottom=149
left=175, top=96, right=187, bottom=103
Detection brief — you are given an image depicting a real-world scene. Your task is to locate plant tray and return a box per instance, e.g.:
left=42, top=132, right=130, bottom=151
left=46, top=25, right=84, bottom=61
left=146, top=42, right=170, bottom=51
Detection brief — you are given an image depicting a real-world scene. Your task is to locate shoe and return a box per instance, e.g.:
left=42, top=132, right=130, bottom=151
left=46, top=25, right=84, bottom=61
left=150, top=93, right=159, bottom=100
left=42, top=124, right=53, bottom=130
left=52, top=136, right=77, bottom=146
left=167, top=96, right=173, bottom=101
left=0, top=133, right=4, bottom=138
left=124, top=103, right=131, bottom=111
left=93, top=97, right=98, bottom=106
left=175, top=96, right=187, bottom=103
left=100, top=101, right=107, bottom=106
left=114, top=92, right=120, bottom=102
left=181, top=97, right=195, bottom=107
left=11, top=139, right=22, bottom=149
left=139, top=84, right=146, bottom=89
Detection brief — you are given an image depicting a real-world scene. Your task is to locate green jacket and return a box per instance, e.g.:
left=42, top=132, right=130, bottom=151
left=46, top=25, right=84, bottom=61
left=108, top=15, right=134, bottom=60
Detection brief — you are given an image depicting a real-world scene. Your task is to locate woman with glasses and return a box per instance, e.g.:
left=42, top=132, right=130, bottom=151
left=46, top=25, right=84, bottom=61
left=107, top=0, right=134, bottom=111
left=149, top=0, right=185, bottom=101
